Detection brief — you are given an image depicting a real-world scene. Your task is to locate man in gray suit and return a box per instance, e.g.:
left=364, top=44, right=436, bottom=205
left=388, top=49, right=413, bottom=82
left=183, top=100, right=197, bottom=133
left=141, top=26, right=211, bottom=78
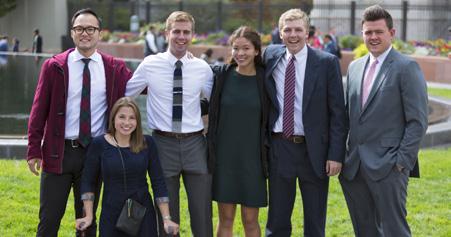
left=340, top=5, right=428, bottom=237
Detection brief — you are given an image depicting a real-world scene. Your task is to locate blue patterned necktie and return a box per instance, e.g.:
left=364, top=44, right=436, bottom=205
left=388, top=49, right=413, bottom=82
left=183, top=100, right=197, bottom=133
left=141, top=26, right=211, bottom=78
left=172, top=60, right=183, bottom=132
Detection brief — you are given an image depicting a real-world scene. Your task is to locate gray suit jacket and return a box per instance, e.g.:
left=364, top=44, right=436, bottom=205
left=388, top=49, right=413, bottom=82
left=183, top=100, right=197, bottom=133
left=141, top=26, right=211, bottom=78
left=342, top=48, right=428, bottom=181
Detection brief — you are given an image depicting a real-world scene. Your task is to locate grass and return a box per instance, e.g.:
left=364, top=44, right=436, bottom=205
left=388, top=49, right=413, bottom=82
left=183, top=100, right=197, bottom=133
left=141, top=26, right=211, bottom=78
left=1, top=148, right=450, bottom=236
left=428, top=87, right=451, bottom=99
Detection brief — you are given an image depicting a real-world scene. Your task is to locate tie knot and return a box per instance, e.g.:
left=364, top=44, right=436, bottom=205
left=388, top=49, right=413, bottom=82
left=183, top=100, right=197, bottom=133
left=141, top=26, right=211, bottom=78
left=289, top=55, right=296, bottom=63
left=175, top=60, right=183, bottom=68
left=81, top=58, right=91, bottom=65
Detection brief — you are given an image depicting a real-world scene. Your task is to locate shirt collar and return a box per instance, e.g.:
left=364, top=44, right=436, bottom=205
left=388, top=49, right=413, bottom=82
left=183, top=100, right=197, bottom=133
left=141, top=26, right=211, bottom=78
left=166, top=51, right=188, bottom=67
left=369, top=45, right=392, bottom=65
left=72, top=48, right=101, bottom=63
left=285, top=45, right=308, bottom=62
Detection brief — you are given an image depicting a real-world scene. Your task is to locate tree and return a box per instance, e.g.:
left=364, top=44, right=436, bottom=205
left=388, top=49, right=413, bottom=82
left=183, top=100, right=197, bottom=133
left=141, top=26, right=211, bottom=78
left=0, top=0, right=16, bottom=18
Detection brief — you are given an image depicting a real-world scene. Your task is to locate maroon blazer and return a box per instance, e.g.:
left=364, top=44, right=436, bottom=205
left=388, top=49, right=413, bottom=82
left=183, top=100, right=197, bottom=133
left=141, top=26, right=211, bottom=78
left=27, top=48, right=132, bottom=174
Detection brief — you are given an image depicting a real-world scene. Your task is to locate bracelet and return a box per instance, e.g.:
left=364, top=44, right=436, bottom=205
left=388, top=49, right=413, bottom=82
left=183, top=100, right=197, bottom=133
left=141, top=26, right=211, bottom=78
left=163, top=215, right=171, bottom=221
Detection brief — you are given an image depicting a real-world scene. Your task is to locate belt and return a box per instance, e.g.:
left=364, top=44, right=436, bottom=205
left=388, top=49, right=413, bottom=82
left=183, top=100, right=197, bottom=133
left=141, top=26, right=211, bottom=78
left=153, top=130, right=203, bottom=139
left=271, top=133, right=305, bottom=144
left=64, top=139, right=82, bottom=148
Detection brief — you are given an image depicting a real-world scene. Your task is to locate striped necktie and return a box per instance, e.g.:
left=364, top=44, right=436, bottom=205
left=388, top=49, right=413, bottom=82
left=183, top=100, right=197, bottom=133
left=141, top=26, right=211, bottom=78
left=283, top=56, right=296, bottom=138
left=172, top=60, right=183, bottom=132
left=79, top=58, right=91, bottom=147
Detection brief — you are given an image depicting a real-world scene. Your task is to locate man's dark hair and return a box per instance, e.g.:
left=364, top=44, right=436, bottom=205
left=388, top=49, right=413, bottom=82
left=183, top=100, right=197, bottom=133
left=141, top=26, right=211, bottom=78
left=71, top=8, right=102, bottom=29
left=362, top=5, right=393, bottom=30
left=324, top=34, right=333, bottom=41
left=34, top=29, right=39, bottom=34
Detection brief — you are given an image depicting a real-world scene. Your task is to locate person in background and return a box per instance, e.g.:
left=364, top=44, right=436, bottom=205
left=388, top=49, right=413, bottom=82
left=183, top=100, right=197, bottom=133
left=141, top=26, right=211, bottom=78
left=0, top=36, right=8, bottom=51
left=32, top=28, right=43, bottom=53
left=208, top=26, right=269, bottom=237
left=13, top=37, right=19, bottom=52
left=156, top=28, right=167, bottom=53
left=26, top=8, right=132, bottom=236
left=308, top=25, right=322, bottom=49
left=264, top=8, right=347, bottom=237
left=144, top=25, right=159, bottom=57
left=323, top=34, right=339, bottom=57
left=214, top=56, right=225, bottom=66
left=126, top=11, right=214, bottom=237
left=271, top=23, right=282, bottom=44
left=75, top=97, right=179, bottom=236
left=340, top=5, right=428, bottom=237
left=200, top=48, right=213, bottom=63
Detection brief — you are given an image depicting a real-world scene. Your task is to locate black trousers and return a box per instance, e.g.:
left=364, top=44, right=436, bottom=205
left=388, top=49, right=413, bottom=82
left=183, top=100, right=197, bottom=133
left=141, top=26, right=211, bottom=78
left=36, top=142, right=101, bottom=237
left=266, top=137, right=329, bottom=237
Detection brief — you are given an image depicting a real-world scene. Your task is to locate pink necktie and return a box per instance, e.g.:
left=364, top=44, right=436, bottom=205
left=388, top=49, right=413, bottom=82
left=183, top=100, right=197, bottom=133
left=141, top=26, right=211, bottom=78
left=283, top=56, right=296, bottom=138
left=362, top=59, right=378, bottom=108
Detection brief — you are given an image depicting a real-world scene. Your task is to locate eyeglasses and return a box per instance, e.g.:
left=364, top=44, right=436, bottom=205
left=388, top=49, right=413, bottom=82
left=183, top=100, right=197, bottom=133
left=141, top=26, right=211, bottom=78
left=72, top=26, right=100, bottom=35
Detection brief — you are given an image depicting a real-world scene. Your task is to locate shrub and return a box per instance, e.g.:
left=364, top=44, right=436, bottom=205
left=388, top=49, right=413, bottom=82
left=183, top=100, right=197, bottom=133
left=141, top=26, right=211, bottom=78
left=339, top=35, right=363, bottom=50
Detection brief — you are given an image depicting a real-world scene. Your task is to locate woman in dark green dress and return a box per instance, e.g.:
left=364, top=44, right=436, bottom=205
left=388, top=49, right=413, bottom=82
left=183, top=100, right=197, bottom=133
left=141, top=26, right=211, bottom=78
left=207, top=26, right=269, bottom=237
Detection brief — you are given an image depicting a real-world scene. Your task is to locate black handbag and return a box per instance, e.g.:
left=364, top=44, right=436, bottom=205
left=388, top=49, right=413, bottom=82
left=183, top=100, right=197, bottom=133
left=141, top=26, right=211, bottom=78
left=113, top=137, right=147, bottom=236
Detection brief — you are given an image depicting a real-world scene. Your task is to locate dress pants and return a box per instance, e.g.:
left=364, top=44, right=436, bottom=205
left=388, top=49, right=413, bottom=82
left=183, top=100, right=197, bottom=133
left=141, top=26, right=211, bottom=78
left=339, top=165, right=411, bottom=237
left=153, top=133, right=213, bottom=237
left=36, top=142, right=101, bottom=237
left=266, top=137, right=329, bottom=237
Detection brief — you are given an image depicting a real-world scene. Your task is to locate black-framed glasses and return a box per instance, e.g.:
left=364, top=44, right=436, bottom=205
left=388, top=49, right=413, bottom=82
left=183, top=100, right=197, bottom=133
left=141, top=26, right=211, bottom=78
left=72, top=26, right=100, bottom=35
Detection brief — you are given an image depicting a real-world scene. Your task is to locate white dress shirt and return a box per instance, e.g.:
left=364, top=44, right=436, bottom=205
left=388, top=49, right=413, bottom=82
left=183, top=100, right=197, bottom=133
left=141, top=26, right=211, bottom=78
left=273, top=46, right=308, bottom=135
left=365, top=46, right=392, bottom=90
left=65, top=49, right=107, bottom=139
left=126, top=51, right=214, bottom=133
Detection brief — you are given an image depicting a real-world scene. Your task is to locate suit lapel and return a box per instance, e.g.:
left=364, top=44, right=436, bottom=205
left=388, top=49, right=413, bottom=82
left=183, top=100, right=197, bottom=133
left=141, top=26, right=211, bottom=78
left=265, top=47, right=285, bottom=109
left=362, top=50, right=395, bottom=112
left=303, top=47, right=319, bottom=112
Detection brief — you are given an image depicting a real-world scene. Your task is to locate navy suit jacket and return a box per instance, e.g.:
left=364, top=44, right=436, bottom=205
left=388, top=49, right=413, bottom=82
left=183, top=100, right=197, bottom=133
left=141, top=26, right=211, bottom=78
left=263, top=45, right=347, bottom=178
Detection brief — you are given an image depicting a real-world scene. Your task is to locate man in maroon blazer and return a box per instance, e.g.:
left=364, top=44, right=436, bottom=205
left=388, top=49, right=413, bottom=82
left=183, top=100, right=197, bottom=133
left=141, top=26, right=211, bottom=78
left=26, top=8, right=132, bottom=237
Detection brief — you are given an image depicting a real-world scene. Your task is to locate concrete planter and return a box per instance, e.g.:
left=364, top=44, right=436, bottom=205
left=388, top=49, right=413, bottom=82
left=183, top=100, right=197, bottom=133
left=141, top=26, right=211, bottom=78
left=97, top=42, right=451, bottom=84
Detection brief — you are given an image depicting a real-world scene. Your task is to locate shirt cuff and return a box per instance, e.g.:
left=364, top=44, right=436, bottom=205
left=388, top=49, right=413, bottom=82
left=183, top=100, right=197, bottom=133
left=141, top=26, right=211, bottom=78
left=155, top=196, right=169, bottom=204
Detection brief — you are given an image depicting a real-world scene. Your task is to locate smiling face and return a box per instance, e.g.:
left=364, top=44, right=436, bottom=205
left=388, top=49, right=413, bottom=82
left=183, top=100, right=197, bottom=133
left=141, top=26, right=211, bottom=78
left=166, top=21, right=193, bottom=58
left=280, top=19, right=308, bottom=55
left=113, top=106, right=137, bottom=138
left=232, top=37, right=258, bottom=70
left=362, top=19, right=395, bottom=57
left=71, top=13, right=101, bottom=57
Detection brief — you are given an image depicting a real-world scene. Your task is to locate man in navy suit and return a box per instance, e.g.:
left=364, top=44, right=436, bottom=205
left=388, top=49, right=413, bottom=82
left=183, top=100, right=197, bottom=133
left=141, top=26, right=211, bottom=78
left=264, top=9, right=347, bottom=237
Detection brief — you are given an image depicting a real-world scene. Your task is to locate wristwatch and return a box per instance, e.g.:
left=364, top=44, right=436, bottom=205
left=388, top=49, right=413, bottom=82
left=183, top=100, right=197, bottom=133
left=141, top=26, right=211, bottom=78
left=163, top=215, right=171, bottom=221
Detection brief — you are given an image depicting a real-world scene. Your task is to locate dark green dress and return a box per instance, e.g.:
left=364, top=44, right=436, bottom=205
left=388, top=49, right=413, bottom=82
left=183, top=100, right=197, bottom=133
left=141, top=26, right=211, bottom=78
left=212, top=70, right=267, bottom=207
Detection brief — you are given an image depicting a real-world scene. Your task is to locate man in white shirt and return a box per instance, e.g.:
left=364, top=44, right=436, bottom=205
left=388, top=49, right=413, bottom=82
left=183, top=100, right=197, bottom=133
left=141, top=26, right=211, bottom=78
left=126, top=11, right=213, bottom=237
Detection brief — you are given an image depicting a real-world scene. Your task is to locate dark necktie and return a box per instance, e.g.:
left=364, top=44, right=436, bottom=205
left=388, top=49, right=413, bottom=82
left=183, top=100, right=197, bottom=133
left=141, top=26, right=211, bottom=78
left=172, top=60, right=183, bottom=132
left=79, top=58, right=91, bottom=147
left=283, top=56, right=296, bottom=138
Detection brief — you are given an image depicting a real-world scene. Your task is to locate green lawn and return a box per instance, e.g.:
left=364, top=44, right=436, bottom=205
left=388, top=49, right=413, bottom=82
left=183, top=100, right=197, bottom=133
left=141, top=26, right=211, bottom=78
left=428, top=87, right=451, bottom=99
left=1, top=149, right=450, bottom=236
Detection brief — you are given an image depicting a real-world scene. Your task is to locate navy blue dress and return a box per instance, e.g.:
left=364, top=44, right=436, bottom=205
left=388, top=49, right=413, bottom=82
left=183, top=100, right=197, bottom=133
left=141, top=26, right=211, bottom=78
left=81, top=135, right=168, bottom=237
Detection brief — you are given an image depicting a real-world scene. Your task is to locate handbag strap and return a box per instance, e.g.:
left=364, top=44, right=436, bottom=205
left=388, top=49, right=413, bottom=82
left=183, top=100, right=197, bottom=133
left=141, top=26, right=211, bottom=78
left=112, top=135, right=128, bottom=194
